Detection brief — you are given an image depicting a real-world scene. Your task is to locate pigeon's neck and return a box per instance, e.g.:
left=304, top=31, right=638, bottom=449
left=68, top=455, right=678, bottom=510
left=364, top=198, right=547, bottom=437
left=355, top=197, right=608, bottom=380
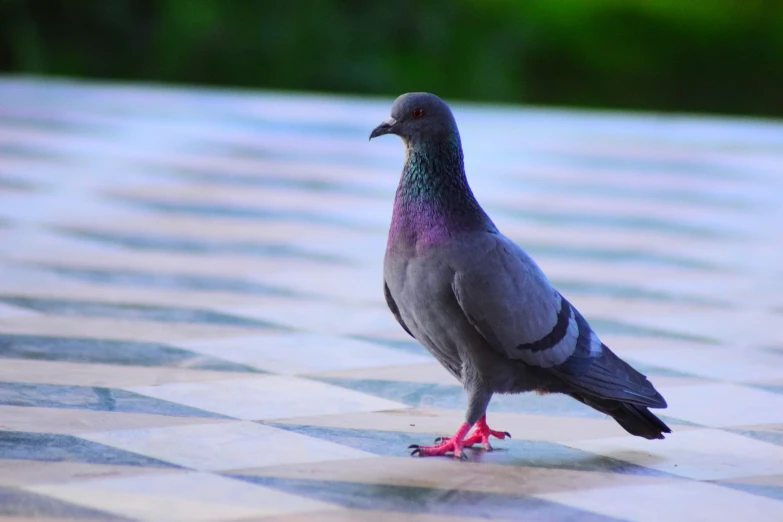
left=389, top=135, right=494, bottom=251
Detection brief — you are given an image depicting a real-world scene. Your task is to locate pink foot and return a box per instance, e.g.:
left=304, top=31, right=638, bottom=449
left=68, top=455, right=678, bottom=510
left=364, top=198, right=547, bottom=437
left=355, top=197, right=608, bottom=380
left=435, top=415, right=510, bottom=451
left=409, top=422, right=471, bottom=459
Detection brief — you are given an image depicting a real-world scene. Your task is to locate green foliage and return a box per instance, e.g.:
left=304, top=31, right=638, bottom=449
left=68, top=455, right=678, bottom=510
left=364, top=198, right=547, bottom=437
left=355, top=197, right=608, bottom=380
left=1, top=0, right=782, bottom=116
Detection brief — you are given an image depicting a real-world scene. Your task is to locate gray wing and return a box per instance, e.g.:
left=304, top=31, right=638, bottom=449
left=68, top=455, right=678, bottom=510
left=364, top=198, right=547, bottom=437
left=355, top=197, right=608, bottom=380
left=451, top=234, right=665, bottom=408
left=384, top=281, right=415, bottom=339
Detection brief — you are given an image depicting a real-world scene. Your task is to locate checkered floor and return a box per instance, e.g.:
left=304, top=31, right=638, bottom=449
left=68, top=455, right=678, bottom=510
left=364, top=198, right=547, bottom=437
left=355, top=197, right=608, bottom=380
left=0, top=77, right=782, bottom=521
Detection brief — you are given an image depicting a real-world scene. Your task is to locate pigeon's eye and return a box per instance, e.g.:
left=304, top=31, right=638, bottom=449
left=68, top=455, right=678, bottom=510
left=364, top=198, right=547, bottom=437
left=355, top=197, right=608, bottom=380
left=412, top=108, right=424, bottom=119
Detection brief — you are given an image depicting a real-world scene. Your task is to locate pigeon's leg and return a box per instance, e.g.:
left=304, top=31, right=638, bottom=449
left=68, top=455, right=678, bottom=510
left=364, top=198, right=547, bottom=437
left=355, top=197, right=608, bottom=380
left=435, top=416, right=510, bottom=450
left=410, top=386, right=492, bottom=459
left=409, top=421, right=472, bottom=459
left=460, top=415, right=511, bottom=450
left=433, top=387, right=508, bottom=451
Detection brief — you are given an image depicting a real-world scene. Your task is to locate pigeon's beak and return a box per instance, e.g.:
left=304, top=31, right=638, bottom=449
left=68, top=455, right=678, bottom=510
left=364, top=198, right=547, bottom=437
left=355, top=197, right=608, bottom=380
left=369, top=117, right=397, bottom=140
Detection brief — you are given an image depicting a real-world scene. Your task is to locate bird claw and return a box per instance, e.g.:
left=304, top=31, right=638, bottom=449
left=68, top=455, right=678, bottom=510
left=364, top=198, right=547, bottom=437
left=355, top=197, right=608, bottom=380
left=407, top=437, right=464, bottom=458
left=407, top=418, right=508, bottom=458
left=461, top=417, right=511, bottom=450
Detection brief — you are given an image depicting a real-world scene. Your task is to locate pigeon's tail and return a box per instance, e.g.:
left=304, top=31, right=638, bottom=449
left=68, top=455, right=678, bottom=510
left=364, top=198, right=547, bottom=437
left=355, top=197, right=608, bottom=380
left=571, top=393, right=672, bottom=440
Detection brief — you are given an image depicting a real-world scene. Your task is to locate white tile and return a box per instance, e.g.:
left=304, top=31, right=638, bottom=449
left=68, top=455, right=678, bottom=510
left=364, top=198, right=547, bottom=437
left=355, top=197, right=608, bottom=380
left=0, top=302, right=40, bottom=318
left=626, top=347, right=783, bottom=383
left=311, top=362, right=458, bottom=386
left=26, top=471, right=339, bottom=522
left=565, top=429, right=783, bottom=480
left=124, top=375, right=408, bottom=420
left=658, top=383, right=783, bottom=427
left=177, top=332, right=431, bottom=375
left=538, top=480, right=783, bottom=522
left=79, top=421, right=375, bottom=471
left=224, top=301, right=399, bottom=335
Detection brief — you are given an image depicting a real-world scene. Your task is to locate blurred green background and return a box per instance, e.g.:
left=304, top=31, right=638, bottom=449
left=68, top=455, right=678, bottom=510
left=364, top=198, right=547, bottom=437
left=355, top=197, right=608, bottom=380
left=2, top=0, right=782, bottom=117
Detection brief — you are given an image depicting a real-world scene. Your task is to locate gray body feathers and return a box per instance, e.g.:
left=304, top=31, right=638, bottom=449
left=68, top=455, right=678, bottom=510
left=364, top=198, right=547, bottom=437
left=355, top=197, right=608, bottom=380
left=384, top=208, right=669, bottom=439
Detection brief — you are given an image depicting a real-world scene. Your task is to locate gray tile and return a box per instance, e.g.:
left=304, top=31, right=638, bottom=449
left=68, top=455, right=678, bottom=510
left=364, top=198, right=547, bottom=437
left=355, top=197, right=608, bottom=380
left=0, top=382, right=228, bottom=418
left=553, top=279, right=731, bottom=308
left=265, top=423, right=670, bottom=476
left=589, top=318, right=719, bottom=345
left=495, top=206, right=728, bottom=239
left=0, top=431, right=179, bottom=469
left=58, top=227, right=349, bottom=263
left=167, top=168, right=386, bottom=198
left=36, top=265, right=305, bottom=298
left=0, top=143, right=65, bottom=160
left=0, top=485, right=131, bottom=520
left=522, top=242, right=718, bottom=270
left=523, top=150, right=749, bottom=181
left=0, top=173, right=36, bottom=191
left=0, top=333, right=262, bottom=372
left=116, top=197, right=377, bottom=231
left=350, top=336, right=430, bottom=356
left=229, top=476, right=624, bottom=521
left=726, top=428, right=783, bottom=447
left=311, top=378, right=607, bottom=419
left=715, top=481, right=783, bottom=501
left=0, top=296, right=284, bottom=329
left=0, top=114, right=109, bottom=134
left=509, top=177, right=753, bottom=210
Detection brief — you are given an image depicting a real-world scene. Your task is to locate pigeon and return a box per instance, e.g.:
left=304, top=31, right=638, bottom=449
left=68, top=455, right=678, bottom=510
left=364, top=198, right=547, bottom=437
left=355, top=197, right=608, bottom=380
left=369, top=93, right=670, bottom=458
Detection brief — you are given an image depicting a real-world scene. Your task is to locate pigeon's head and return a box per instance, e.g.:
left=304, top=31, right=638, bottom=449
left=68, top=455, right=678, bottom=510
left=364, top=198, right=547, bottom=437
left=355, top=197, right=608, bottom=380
left=369, top=92, right=458, bottom=143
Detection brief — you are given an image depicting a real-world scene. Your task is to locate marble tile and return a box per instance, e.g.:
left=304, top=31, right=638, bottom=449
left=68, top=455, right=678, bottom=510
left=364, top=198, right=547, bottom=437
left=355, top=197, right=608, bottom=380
left=176, top=333, right=432, bottom=375
left=624, top=346, right=783, bottom=383
left=223, top=301, right=398, bottom=335
left=0, top=296, right=281, bottom=329
left=232, top=475, right=620, bottom=521
left=565, top=429, right=783, bottom=480
left=0, top=303, right=40, bottom=319
left=236, top=456, right=669, bottom=496
left=0, top=333, right=260, bottom=373
left=252, top=509, right=489, bottom=522
left=657, top=383, right=783, bottom=427
left=124, top=376, right=408, bottom=420
left=0, top=315, right=268, bottom=346
left=1, top=79, right=782, bottom=521
left=308, top=363, right=458, bottom=386
left=0, top=485, right=125, bottom=520
left=0, top=359, right=254, bottom=388
left=0, top=431, right=177, bottom=468
left=537, top=480, right=783, bottom=522
left=58, top=227, right=350, bottom=263
left=26, top=471, right=338, bottom=522
left=312, top=377, right=610, bottom=419
left=118, top=196, right=373, bottom=232
left=269, top=407, right=632, bottom=442
left=0, top=405, right=228, bottom=435
left=714, top=474, right=783, bottom=501
left=0, top=459, right=185, bottom=487
left=726, top=425, right=783, bottom=448
left=35, top=264, right=303, bottom=298
left=717, top=481, right=783, bottom=502
left=79, top=421, right=374, bottom=471
left=264, top=424, right=671, bottom=475
left=0, top=382, right=226, bottom=419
